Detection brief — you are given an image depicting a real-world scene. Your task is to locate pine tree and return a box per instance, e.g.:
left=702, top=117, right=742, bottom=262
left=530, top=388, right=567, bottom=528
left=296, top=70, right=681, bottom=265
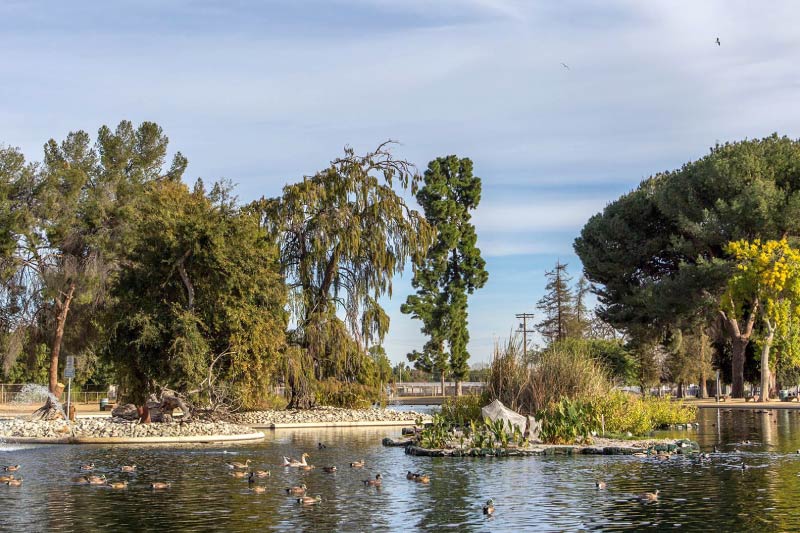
left=402, top=156, right=488, bottom=396
left=536, top=261, right=575, bottom=345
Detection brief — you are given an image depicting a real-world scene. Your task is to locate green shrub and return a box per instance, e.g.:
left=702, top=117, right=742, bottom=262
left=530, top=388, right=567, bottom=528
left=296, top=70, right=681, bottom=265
left=418, top=413, right=451, bottom=449
left=595, top=390, right=697, bottom=435
left=644, top=395, right=697, bottom=427
left=441, top=394, right=484, bottom=426
left=596, top=390, right=652, bottom=435
left=538, top=398, right=601, bottom=444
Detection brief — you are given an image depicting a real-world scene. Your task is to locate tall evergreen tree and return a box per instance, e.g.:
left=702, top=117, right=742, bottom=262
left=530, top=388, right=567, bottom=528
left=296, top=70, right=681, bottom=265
left=536, top=261, right=575, bottom=345
left=402, top=155, right=488, bottom=396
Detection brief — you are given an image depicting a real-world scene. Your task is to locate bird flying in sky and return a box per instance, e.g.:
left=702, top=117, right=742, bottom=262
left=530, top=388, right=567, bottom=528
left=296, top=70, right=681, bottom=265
left=716, top=37, right=721, bottom=46
left=560, top=62, right=570, bottom=70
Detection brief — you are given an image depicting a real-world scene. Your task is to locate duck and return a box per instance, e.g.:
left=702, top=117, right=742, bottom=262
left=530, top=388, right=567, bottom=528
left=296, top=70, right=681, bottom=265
left=595, top=481, right=606, bottom=489
left=3, top=465, right=20, bottom=472
left=639, top=489, right=659, bottom=502
left=86, top=475, right=107, bottom=485
left=253, top=470, right=271, bottom=478
left=6, top=479, right=23, bottom=487
left=150, top=482, right=171, bottom=490
left=299, top=465, right=316, bottom=471
left=318, top=442, right=327, bottom=449
left=350, top=460, right=365, bottom=468
left=283, top=453, right=310, bottom=467
left=80, top=463, right=95, bottom=471
left=231, top=470, right=249, bottom=479
left=107, top=481, right=128, bottom=489
left=414, top=474, right=430, bottom=484
left=286, top=483, right=308, bottom=495
left=226, top=459, right=251, bottom=470
left=0, top=475, right=15, bottom=483
left=323, top=466, right=337, bottom=473
left=741, top=463, right=749, bottom=470
left=713, top=445, right=720, bottom=453
left=363, top=473, right=382, bottom=486
left=251, top=485, right=267, bottom=494
left=483, top=499, right=495, bottom=516
left=297, top=495, right=322, bottom=505
left=406, top=471, right=417, bottom=480
left=120, top=465, right=137, bottom=473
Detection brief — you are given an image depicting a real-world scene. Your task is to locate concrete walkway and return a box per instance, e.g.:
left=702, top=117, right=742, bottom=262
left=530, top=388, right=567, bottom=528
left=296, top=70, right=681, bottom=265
left=684, top=398, right=800, bottom=410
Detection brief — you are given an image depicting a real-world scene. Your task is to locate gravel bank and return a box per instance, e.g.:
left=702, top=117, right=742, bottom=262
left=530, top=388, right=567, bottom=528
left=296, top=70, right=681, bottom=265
left=230, top=406, right=432, bottom=427
left=0, top=418, right=259, bottom=441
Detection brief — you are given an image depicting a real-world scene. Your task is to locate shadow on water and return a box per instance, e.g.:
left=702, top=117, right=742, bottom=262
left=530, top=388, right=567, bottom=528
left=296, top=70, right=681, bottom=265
left=2, top=409, right=800, bottom=531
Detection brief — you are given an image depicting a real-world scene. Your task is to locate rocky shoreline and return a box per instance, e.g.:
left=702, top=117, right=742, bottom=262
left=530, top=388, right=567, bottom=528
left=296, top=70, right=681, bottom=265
left=0, top=407, right=431, bottom=442
left=229, top=406, right=431, bottom=427
left=0, top=417, right=257, bottom=440
left=404, top=438, right=701, bottom=457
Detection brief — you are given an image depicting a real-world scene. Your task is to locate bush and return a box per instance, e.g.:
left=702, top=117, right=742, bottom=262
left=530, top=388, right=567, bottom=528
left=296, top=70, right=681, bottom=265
left=538, top=398, right=601, bottom=444
left=441, top=394, right=484, bottom=426
left=595, top=390, right=697, bottom=435
left=644, top=395, right=696, bottom=427
left=596, top=390, right=653, bottom=436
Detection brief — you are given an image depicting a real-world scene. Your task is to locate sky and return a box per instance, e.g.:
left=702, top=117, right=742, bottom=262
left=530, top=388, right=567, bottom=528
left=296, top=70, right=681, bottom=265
left=2, top=0, right=800, bottom=365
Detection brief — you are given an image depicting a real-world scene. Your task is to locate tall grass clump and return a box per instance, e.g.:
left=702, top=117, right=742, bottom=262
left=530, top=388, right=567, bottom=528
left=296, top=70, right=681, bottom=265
left=486, top=334, right=610, bottom=414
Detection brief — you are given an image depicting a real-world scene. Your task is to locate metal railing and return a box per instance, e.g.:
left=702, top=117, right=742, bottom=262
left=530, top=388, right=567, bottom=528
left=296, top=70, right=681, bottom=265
left=0, top=383, right=110, bottom=405
left=392, top=382, right=486, bottom=397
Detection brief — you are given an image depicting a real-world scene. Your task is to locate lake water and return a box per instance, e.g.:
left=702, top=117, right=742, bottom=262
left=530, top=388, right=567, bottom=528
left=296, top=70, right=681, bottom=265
left=1, top=408, right=800, bottom=531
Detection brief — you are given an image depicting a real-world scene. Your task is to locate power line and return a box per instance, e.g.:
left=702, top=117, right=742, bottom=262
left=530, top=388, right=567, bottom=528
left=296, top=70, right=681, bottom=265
left=515, top=313, right=535, bottom=357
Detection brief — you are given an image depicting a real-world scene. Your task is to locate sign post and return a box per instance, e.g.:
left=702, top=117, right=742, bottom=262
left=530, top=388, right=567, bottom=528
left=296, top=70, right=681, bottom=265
left=64, top=356, right=76, bottom=421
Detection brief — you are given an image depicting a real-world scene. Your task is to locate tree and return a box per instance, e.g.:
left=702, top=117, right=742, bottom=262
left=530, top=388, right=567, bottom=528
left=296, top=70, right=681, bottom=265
left=258, top=143, right=434, bottom=408
left=401, top=156, right=488, bottom=396
left=536, top=261, right=575, bottom=345
left=105, top=179, right=286, bottom=420
left=4, top=122, right=187, bottom=404
left=725, top=238, right=800, bottom=401
left=576, top=135, right=800, bottom=397
left=571, top=276, right=592, bottom=339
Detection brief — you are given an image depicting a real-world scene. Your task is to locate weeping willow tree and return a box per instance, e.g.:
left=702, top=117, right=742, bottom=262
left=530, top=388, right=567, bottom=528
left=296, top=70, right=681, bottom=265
left=257, top=142, right=434, bottom=408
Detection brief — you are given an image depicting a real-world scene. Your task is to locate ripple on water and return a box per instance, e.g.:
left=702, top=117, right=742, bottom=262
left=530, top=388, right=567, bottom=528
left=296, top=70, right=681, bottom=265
left=1, top=411, right=800, bottom=530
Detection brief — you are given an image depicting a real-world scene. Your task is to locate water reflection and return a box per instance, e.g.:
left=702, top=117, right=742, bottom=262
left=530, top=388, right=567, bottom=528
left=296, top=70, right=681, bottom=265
left=2, top=410, right=800, bottom=530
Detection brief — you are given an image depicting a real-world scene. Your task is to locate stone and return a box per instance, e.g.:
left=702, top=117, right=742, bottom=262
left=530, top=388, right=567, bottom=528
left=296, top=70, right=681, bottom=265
left=111, top=403, right=139, bottom=420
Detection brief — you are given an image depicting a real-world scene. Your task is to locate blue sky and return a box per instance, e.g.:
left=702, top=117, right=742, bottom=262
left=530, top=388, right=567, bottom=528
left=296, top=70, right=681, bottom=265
left=2, top=0, right=800, bottom=365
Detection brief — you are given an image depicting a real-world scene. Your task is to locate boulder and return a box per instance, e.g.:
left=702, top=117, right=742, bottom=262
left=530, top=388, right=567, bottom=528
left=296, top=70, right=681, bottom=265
left=111, top=403, right=138, bottom=421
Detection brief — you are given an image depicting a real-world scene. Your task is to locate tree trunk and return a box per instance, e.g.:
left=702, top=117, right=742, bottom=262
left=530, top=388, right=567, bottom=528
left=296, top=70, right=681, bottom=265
left=137, top=403, right=151, bottom=424
left=440, top=372, right=446, bottom=397
left=760, top=320, right=775, bottom=402
left=287, top=357, right=315, bottom=409
left=721, top=302, right=758, bottom=399
left=50, top=282, right=76, bottom=394
left=677, top=382, right=684, bottom=398
left=455, top=380, right=463, bottom=396
left=699, top=373, right=708, bottom=398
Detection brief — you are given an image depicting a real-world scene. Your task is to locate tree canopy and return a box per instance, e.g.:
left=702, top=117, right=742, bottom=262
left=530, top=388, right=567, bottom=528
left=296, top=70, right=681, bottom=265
left=256, top=143, right=434, bottom=408
left=576, top=134, right=800, bottom=397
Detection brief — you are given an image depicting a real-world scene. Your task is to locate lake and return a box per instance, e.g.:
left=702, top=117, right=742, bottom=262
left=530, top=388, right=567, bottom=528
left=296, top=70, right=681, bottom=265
left=1, top=408, right=799, bottom=531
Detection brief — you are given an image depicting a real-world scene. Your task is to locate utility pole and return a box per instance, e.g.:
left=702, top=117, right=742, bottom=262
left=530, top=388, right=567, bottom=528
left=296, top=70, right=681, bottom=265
left=515, top=313, right=535, bottom=357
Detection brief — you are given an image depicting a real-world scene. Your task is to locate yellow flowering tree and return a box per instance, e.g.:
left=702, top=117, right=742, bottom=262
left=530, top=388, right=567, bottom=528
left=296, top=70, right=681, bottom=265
left=724, top=239, right=800, bottom=401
